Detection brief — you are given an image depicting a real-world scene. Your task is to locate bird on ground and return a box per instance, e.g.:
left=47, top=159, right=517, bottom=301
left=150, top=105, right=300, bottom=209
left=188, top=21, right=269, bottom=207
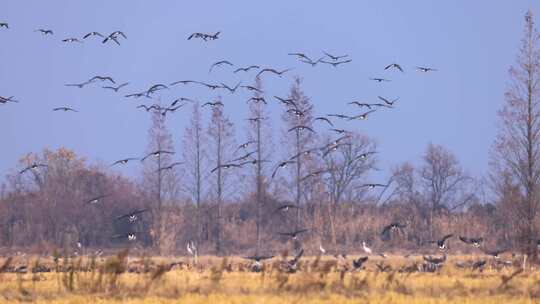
left=210, top=163, right=242, bottom=173
left=243, top=255, right=273, bottom=265
left=141, top=150, right=174, bottom=162
left=202, top=101, right=224, bottom=108
left=417, top=66, right=437, bottom=72
left=378, top=96, right=399, bottom=106
left=323, top=52, right=348, bottom=61
left=320, top=59, right=352, bottom=67
left=35, top=29, right=53, bottom=35
left=111, top=158, right=139, bottom=166
left=288, top=125, right=315, bottom=133
left=319, top=244, right=326, bottom=255
left=83, top=32, right=104, bottom=39
left=209, top=60, right=233, bottom=73
left=0, top=23, right=9, bottom=29
left=199, top=82, right=222, bottom=90
left=314, top=117, right=334, bottom=126
left=62, top=38, right=82, bottom=43
left=384, top=63, right=404, bottom=72
left=112, top=232, right=138, bottom=241
left=116, top=209, right=149, bottom=223
left=221, top=82, right=241, bottom=93
left=89, top=76, right=115, bottom=84
left=187, top=241, right=197, bottom=256
left=85, top=194, right=109, bottom=205
left=234, top=65, right=260, bottom=73
left=360, top=183, right=388, bottom=189
left=376, top=262, right=392, bottom=272
left=257, top=68, right=292, bottom=78
left=271, top=161, right=296, bottom=179
left=381, top=222, right=406, bottom=240
left=20, top=163, right=47, bottom=174
left=240, top=85, right=263, bottom=93
left=370, top=78, right=390, bottom=82
left=247, top=97, right=267, bottom=104
left=158, top=162, right=184, bottom=172
left=279, top=229, right=309, bottom=240
left=65, top=82, right=90, bottom=88
left=362, top=241, right=372, bottom=254
left=352, top=256, right=369, bottom=270
left=349, top=110, right=376, bottom=120
left=103, top=82, right=129, bottom=92
left=426, top=234, right=454, bottom=250
left=274, top=204, right=300, bottom=213
left=53, top=107, right=78, bottom=112
left=459, top=236, right=484, bottom=248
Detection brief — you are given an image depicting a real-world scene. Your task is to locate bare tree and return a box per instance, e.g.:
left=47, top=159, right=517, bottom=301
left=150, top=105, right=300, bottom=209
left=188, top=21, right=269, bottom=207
left=280, top=77, right=317, bottom=229
left=182, top=101, right=208, bottom=248
left=207, top=96, right=238, bottom=254
left=491, top=10, right=540, bottom=260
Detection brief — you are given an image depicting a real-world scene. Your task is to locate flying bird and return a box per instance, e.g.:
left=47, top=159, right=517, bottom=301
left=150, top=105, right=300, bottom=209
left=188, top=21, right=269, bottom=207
left=271, top=160, right=296, bottom=179
left=83, top=32, right=104, bottom=39
left=20, top=163, right=47, bottom=174
left=158, top=162, right=184, bottom=172
left=482, top=248, right=507, bottom=258
left=170, top=80, right=200, bottom=86
left=274, top=204, right=300, bottom=213
left=320, top=59, right=352, bottom=67
left=103, top=31, right=127, bottom=45
left=370, top=78, right=390, bottom=82
left=141, top=150, right=174, bottom=162
left=426, top=234, right=454, bottom=250
left=247, top=97, right=267, bottom=104
left=35, top=29, right=53, bottom=35
left=234, top=65, right=260, bottom=73
left=235, top=140, right=257, bottom=152
left=300, top=169, right=328, bottom=182
left=349, top=110, right=376, bottom=120
left=53, top=107, right=78, bottom=112
left=360, top=183, right=388, bottom=189
left=314, top=117, right=334, bottom=126
left=209, top=60, right=233, bottom=73
left=221, top=82, right=241, bottom=93
left=323, top=52, right=348, bottom=61
left=0, top=23, right=9, bottom=29
left=103, top=82, right=129, bottom=92
left=256, top=68, right=292, bottom=78
left=240, top=85, right=263, bottom=93
left=352, top=256, right=369, bottom=270
left=378, top=96, right=399, bottom=106
left=85, top=195, right=109, bottom=205
left=65, top=82, right=91, bottom=88
left=288, top=125, right=315, bottom=133
left=459, top=236, right=483, bottom=248
left=327, top=113, right=352, bottom=120
left=278, top=229, right=309, bottom=240
left=89, top=76, right=115, bottom=84
left=62, top=38, right=82, bottom=43
left=0, top=96, right=18, bottom=104
left=202, top=101, right=224, bottom=108
left=384, top=63, right=404, bottom=72
left=115, top=209, right=149, bottom=223
left=381, top=222, right=406, bottom=240
left=300, top=57, right=324, bottom=67
left=111, top=158, right=139, bottom=166
left=210, top=163, right=242, bottom=173
left=288, top=52, right=312, bottom=61
left=274, top=96, right=297, bottom=108
left=417, top=66, right=437, bottom=72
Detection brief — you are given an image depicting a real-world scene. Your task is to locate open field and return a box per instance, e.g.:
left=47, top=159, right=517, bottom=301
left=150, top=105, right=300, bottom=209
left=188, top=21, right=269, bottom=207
left=0, top=253, right=539, bottom=304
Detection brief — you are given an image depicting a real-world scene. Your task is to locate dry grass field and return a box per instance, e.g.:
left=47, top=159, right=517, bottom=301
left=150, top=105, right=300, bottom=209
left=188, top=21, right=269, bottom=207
left=0, top=252, right=539, bottom=304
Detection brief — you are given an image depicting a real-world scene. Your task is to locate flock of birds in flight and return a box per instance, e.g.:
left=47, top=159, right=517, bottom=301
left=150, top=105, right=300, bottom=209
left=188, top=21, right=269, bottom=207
left=2, top=20, right=503, bottom=270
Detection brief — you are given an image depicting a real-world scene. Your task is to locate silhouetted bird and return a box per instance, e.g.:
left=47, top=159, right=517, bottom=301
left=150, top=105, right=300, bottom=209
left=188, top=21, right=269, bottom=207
left=384, top=63, right=404, bottom=72
left=459, top=236, right=484, bottom=248
left=83, top=32, right=104, bottom=39
left=278, top=229, right=309, bottom=240
left=323, top=51, right=348, bottom=61
left=53, top=107, right=78, bottom=112
left=103, top=82, right=129, bottom=92
left=417, top=66, right=437, bottom=72
left=35, top=29, right=53, bottom=35
left=116, top=209, right=149, bottom=223
left=234, top=65, right=260, bottom=73
left=209, top=60, right=233, bottom=73
left=20, top=163, right=47, bottom=174
left=320, top=59, right=352, bottom=67
left=111, top=158, right=139, bottom=166
left=352, top=256, right=369, bottom=270
left=141, top=150, right=174, bottom=162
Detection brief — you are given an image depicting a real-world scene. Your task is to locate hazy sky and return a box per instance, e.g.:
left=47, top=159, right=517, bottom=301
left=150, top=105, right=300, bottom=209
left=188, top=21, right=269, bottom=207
left=1, top=1, right=539, bottom=182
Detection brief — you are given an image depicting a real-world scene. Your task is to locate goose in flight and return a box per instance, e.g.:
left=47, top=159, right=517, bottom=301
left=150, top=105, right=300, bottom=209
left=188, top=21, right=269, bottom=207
left=199, top=82, right=222, bottom=90
left=53, top=107, right=78, bottom=112
left=103, top=82, right=129, bottom=92
left=146, top=84, right=168, bottom=95
left=243, top=254, right=274, bottom=270
left=417, top=66, right=437, bottom=72
left=187, top=241, right=197, bottom=256
left=322, top=143, right=350, bottom=158
left=274, top=203, right=300, bottom=213
left=89, top=76, right=115, bottom=84
left=384, top=63, right=404, bottom=72
left=115, top=208, right=149, bottom=223
left=20, top=163, right=47, bottom=174
left=349, top=110, right=376, bottom=120
left=278, top=229, right=309, bottom=240
left=349, top=101, right=374, bottom=109
left=111, top=158, right=139, bottom=166
left=256, top=68, right=292, bottom=78
left=247, top=117, right=267, bottom=123
left=290, top=148, right=319, bottom=160
left=426, top=234, right=454, bottom=250
left=0, top=23, right=9, bottom=29
left=158, top=162, right=184, bottom=172
left=300, top=169, right=329, bottom=182
left=161, top=106, right=183, bottom=116
left=381, top=222, right=406, bottom=240
left=378, top=96, right=399, bottom=106
left=247, top=97, right=267, bottom=104
left=137, top=104, right=162, bottom=112
left=481, top=248, right=507, bottom=259
left=287, top=108, right=305, bottom=117
left=360, top=183, right=388, bottom=189
left=358, top=152, right=376, bottom=160
left=62, top=38, right=82, bottom=43
left=240, top=85, right=263, bottom=93
left=323, top=51, right=348, bottom=61
left=210, top=163, right=242, bottom=173
left=319, top=244, right=326, bottom=255
left=370, top=77, right=390, bottom=82
left=300, top=57, right=324, bottom=67
left=274, top=96, right=296, bottom=108
left=103, top=31, right=127, bottom=45
left=141, top=150, right=174, bottom=162
left=327, top=113, right=352, bottom=120
left=234, top=65, right=260, bottom=73
left=230, top=151, right=257, bottom=162
left=235, top=140, right=257, bottom=152
left=65, top=82, right=91, bottom=88
left=0, top=96, right=18, bottom=104
left=271, top=160, right=296, bottom=179
left=459, top=236, right=483, bottom=248
left=352, top=256, right=369, bottom=270
left=288, top=125, right=315, bottom=133
left=112, top=232, right=138, bottom=241
left=320, top=59, right=352, bottom=67
left=170, top=80, right=199, bottom=86
left=85, top=194, right=109, bottom=205
left=221, top=82, right=241, bottom=93
left=35, top=29, right=53, bottom=35
left=314, top=117, right=334, bottom=126
left=83, top=32, right=104, bottom=39
left=209, top=60, right=233, bottom=73
left=288, top=52, right=312, bottom=61
left=202, top=101, right=224, bottom=108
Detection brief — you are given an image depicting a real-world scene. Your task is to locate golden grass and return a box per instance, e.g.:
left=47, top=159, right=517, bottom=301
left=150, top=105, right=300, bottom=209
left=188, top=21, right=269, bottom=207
left=0, top=254, right=538, bottom=304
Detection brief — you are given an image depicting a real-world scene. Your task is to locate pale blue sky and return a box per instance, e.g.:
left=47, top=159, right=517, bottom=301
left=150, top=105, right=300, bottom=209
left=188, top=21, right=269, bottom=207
left=1, top=1, right=539, bottom=181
